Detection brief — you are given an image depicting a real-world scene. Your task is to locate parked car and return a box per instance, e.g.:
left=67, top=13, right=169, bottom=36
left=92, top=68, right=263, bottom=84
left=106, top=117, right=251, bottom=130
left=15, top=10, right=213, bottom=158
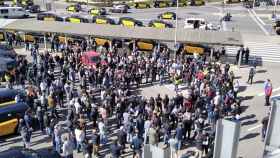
left=0, top=7, right=29, bottom=18
left=119, top=17, right=143, bottom=27
left=89, top=7, right=106, bottom=16
left=25, top=4, right=40, bottom=13
left=66, top=3, right=82, bottom=12
left=158, top=11, right=176, bottom=20
left=37, top=12, right=64, bottom=21
left=148, top=19, right=173, bottom=28
left=134, top=0, right=151, bottom=8
left=171, top=0, right=188, bottom=7
left=110, top=4, right=129, bottom=13
left=65, top=15, right=90, bottom=23
left=92, top=16, right=116, bottom=24
left=154, top=0, right=170, bottom=8
left=80, top=51, right=107, bottom=69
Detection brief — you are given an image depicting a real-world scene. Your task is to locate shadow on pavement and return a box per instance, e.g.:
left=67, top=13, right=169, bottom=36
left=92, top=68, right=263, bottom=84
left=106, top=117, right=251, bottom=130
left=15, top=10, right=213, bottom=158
left=240, top=96, right=254, bottom=101
left=254, top=80, right=265, bottom=84
left=241, top=119, right=258, bottom=126
left=239, top=86, right=247, bottom=93
left=256, top=70, right=267, bottom=73
left=240, top=105, right=249, bottom=113
left=239, top=114, right=256, bottom=121
left=239, top=133, right=260, bottom=141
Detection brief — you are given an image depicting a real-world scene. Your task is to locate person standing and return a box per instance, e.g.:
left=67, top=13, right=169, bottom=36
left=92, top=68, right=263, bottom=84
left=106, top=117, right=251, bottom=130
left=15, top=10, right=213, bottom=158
left=131, top=133, right=143, bottom=158
left=75, top=125, right=85, bottom=153
left=175, top=123, right=183, bottom=150
left=18, top=119, right=31, bottom=149
left=62, top=134, right=74, bottom=158
left=118, top=126, right=127, bottom=154
left=264, top=79, right=273, bottom=106
left=245, top=47, right=250, bottom=64
left=91, top=129, right=100, bottom=157
left=148, top=126, right=158, bottom=146
left=247, top=67, right=255, bottom=84
left=110, top=139, right=121, bottom=158
left=261, top=115, right=269, bottom=141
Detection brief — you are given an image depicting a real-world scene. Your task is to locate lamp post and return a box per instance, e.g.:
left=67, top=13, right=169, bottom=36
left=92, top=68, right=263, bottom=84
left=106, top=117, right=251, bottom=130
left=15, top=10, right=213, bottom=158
left=174, top=0, right=179, bottom=46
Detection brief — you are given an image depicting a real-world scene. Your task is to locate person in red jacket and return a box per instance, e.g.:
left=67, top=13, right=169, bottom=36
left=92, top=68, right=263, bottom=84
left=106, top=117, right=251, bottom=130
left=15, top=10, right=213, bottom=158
left=264, top=79, right=273, bottom=106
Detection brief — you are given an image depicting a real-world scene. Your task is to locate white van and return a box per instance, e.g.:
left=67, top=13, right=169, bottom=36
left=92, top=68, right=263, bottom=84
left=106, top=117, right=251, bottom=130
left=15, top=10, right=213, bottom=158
left=0, top=7, right=29, bottom=19
left=184, top=18, right=207, bottom=29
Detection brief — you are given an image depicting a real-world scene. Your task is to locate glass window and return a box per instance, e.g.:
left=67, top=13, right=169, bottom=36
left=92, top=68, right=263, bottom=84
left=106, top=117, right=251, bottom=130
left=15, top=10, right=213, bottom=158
left=0, top=9, right=8, bottom=14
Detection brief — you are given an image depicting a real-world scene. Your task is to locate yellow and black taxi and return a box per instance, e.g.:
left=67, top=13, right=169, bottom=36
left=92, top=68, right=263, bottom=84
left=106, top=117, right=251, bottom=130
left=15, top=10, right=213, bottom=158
left=148, top=20, right=173, bottom=28
left=189, top=0, right=205, bottom=6
left=0, top=88, right=28, bottom=136
left=225, top=0, right=240, bottom=3
left=171, top=0, right=188, bottom=7
left=119, top=17, right=143, bottom=27
left=127, top=40, right=167, bottom=52
left=0, top=32, right=5, bottom=41
left=134, top=0, right=151, bottom=8
left=37, top=13, right=64, bottom=21
left=0, top=57, right=17, bottom=80
left=19, top=32, right=43, bottom=43
left=65, top=15, right=90, bottom=23
left=92, top=16, right=116, bottom=25
left=55, top=34, right=85, bottom=44
left=66, top=3, right=82, bottom=12
left=154, top=0, right=170, bottom=8
left=89, top=7, right=106, bottom=16
left=13, top=0, right=33, bottom=7
left=158, top=12, right=176, bottom=20
left=179, top=43, right=210, bottom=55
left=0, top=102, right=30, bottom=136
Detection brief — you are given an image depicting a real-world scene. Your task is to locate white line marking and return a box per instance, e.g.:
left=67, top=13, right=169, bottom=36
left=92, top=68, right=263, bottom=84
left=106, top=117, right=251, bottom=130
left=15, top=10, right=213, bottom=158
left=247, top=124, right=262, bottom=132
left=251, top=9, right=266, bottom=25
left=247, top=9, right=269, bottom=35
left=257, top=87, right=280, bottom=96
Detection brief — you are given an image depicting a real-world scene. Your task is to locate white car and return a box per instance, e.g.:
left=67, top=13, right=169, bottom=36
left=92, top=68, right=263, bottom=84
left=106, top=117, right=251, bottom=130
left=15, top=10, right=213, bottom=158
left=0, top=7, right=29, bottom=18
left=184, top=18, right=207, bottom=29
left=184, top=18, right=218, bottom=30
left=110, top=4, right=129, bottom=13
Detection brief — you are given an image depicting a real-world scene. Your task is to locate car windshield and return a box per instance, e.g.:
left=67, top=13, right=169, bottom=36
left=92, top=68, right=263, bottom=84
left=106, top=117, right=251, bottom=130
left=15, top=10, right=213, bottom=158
left=90, top=56, right=100, bottom=63
left=187, top=20, right=194, bottom=24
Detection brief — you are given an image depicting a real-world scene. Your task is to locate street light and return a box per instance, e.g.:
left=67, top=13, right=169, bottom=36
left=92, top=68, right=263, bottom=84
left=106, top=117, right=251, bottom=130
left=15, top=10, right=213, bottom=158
left=174, top=0, right=179, bottom=46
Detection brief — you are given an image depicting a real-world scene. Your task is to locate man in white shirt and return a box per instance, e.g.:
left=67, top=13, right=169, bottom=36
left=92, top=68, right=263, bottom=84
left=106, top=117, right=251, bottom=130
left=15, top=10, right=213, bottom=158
left=74, top=127, right=85, bottom=153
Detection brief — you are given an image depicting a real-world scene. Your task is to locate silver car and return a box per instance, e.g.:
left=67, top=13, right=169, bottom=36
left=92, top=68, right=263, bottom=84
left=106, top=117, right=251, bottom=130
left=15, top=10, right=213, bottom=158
left=110, top=4, right=128, bottom=13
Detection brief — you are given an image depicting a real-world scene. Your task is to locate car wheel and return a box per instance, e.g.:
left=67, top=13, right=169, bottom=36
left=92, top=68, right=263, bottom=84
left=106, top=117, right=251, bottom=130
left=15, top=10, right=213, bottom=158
left=276, top=28, right=280, bottom=35
left=4, top=16, right=8, bottom=18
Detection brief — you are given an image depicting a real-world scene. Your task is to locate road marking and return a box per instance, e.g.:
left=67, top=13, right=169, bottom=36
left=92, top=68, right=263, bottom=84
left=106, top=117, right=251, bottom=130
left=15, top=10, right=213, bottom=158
left=257, top=87, right=280, bottom=96
left=247, top=124, right=262, bottom=132
left=248, top=9, right=270, bottom=35
left=251, top=9, right=266, bottom=25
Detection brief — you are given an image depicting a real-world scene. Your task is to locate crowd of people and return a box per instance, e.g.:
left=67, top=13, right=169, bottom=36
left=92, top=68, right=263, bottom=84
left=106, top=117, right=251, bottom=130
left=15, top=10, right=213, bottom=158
left=2, top=36, right=269, bottom=158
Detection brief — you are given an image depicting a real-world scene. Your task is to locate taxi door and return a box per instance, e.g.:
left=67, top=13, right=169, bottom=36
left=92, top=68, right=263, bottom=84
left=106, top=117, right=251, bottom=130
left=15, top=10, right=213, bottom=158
left=0, top=118, right=18, bottom=136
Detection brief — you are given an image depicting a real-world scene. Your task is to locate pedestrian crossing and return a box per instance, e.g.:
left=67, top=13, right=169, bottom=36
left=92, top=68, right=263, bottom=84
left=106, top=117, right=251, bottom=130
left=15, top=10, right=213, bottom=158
left=226, top=41, right=280, bottom=63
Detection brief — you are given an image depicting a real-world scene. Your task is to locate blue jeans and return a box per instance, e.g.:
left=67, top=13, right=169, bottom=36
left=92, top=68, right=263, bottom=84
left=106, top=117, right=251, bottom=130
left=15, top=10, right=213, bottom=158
left=176, top=139, right=182, bottom=150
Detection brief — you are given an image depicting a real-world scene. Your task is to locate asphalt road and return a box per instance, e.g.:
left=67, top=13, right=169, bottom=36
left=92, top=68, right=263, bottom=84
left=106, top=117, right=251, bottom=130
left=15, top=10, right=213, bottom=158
left=32, top=0, right=271, bottom=34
